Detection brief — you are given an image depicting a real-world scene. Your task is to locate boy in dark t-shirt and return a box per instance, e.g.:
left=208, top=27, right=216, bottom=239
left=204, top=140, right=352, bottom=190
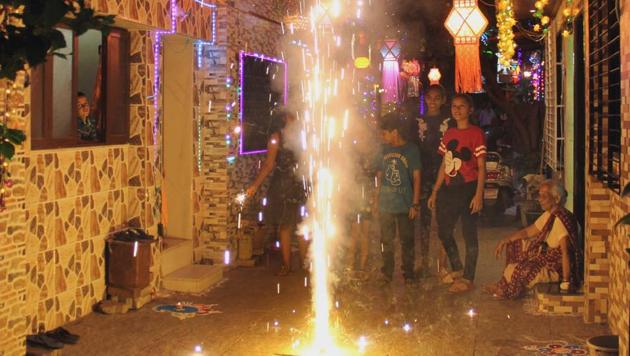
left=428, top=94, right=486, bottom=293
left=376, top=112, right=422, bottom=283
left=409, top=85, right=455, bottom=277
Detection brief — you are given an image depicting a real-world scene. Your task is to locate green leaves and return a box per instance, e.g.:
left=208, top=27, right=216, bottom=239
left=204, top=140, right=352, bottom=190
left=0, top=0, right=115, bottom=81
left=0, top=141, right=16, bottom=160
left=0, top=124, right=26, bottom=160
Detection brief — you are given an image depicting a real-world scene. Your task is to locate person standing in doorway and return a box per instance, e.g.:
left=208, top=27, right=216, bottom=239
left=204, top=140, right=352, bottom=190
left=428, top=94, right=486, bottom=293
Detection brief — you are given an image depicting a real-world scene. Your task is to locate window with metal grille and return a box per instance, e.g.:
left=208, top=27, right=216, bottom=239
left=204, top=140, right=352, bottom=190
left=588, top=0, right=621, bottom=192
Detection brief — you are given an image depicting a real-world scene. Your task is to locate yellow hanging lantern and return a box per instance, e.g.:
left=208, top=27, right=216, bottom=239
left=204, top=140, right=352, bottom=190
left=354, top=56, right=370, bottom=69
left=444, top=0, right=488, bottom=93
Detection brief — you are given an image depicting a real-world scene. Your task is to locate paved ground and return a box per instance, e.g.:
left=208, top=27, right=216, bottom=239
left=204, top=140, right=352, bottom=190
left=62, top=215, right=608, bottom=356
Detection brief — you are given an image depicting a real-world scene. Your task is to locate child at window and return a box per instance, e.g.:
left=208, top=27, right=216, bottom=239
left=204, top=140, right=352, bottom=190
left=77, top=92, right=98, bottom=141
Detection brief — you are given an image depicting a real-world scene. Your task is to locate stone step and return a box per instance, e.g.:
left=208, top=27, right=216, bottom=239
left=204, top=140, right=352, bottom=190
left=161, top=238, right=192, bottom=277
left=535, top=283, right=585, bottom=315
left=162, top=264, right=223, bottom=293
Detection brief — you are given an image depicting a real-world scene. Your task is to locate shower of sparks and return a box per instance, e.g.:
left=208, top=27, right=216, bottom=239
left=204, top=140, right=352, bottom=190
left=295, top=1, right=355, bottom=354
left=235, top=192, right=247, bottom=206
left=357, top=336, right=368, bottom=353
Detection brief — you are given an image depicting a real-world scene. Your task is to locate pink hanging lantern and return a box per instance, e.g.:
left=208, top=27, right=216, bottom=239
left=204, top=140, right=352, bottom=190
left=380, top=39, right=401, bottom=104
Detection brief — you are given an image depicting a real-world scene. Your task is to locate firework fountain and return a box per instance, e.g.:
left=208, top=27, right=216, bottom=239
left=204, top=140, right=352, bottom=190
left=289, top=1, right=358, bottom=354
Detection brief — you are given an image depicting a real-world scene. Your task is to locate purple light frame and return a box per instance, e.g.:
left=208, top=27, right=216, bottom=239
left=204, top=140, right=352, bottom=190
left=239, top=51, right=288, bottom=155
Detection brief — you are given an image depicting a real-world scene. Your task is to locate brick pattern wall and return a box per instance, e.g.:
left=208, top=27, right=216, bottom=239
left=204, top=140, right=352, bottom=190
left=582, top=1, right=630, bottom=354
left=536, top=293, right=585, bottom=315
left=583, top=178, right=611, bottom=324
left=607, top=2, right=630, bottom=353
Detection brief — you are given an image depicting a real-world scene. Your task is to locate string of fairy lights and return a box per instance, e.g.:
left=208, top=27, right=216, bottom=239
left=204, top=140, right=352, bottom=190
left=496, top=0, right=516, bottom=68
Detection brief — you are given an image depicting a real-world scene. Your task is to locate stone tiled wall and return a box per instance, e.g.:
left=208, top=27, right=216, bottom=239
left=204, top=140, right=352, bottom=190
left=0, top=0, right=295, bottom=353
left=21, top=29, right=161, bottom=335
left=89, top=0, right=171, bottom=30
left=0, top=1, right=187, bottom=353
left=177, top=0, right=215, bottom=41
left=0, top=75, right=28, bottom=356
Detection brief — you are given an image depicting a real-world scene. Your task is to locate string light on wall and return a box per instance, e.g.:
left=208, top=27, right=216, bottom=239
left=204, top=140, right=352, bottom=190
left=0, top=81, right=26, bottom=212
left=496, top=0, right=517, bottom=67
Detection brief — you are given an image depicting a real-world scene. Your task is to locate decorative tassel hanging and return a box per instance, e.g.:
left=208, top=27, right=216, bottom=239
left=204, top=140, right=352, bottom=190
left=454, top=43, right=483, bottom=93
left=444, top=0, right=488, bottom=93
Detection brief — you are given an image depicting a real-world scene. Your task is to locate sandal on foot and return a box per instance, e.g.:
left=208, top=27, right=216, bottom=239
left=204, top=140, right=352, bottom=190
left=448, top=279, right=474, bottom=293
left=439, top=270, right=463, bottom=284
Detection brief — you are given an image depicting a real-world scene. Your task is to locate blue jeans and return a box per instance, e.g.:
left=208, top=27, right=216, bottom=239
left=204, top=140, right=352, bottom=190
left=380, top=212, right=415, bottom=280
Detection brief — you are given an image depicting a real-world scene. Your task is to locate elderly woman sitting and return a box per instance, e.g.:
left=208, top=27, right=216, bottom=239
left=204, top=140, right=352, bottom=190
left=484, top=180, right=583, bottom=299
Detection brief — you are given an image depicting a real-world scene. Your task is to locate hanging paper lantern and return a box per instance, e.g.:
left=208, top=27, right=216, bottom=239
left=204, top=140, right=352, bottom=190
left=380, top=39, right=401, bottom=104
left=354, top=56, right=370, bottom=69
left=444, top=0, right=488, bottom=93
left=428, top=67, right=442, bottom=85
left=380, top=39, right=401, bottom=61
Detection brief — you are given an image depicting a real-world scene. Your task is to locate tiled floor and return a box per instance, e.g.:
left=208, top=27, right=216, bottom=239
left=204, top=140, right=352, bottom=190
left=61, top=216, right=609, bottom=355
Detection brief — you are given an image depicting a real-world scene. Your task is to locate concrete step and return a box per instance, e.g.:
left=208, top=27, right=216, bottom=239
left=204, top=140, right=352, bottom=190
left=161, top=238, right=192, bottom=277
left=162, top=264, right=223, bottom=293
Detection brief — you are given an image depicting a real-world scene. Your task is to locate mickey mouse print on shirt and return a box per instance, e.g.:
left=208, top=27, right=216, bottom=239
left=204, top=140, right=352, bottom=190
left=438, top=125, right=487, bottom=185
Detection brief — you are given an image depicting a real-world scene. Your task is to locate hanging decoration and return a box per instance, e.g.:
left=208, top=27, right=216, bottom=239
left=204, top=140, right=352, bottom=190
left=532, top=0, right=551, bottom=34
left=444, top=0, right=488, bottom=93
left=428, top=67, right=442, bottom=85
left=380, top=39, right=401, bottom=104
left=400, top=59, right=421, bottom=100
left=352, top=31, right=372, bottom=69
left=495, top=0, right=517, bottom=68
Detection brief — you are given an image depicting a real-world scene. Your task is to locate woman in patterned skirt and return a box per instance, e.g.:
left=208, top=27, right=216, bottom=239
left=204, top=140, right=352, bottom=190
left=485, top=180, right=583, bottom=299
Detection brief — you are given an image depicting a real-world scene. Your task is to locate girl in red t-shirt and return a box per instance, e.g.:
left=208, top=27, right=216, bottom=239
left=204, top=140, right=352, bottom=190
left=428, top=94, right=486, bottom=293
